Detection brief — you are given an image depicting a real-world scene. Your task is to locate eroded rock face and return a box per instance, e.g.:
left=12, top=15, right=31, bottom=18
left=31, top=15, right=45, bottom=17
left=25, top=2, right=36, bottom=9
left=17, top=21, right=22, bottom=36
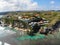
left=52, top=21, right=60, bottom=31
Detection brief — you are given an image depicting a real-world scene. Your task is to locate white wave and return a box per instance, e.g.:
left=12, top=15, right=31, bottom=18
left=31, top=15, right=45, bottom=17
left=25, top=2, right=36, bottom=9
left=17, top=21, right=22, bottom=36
left=0, top=26, right=5, bottom=30
left=0, top=26, right=16, bottom=37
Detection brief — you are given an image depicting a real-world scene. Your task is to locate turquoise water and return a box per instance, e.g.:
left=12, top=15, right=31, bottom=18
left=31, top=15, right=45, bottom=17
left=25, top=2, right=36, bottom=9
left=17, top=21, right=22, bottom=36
left=16, top=34, right=45, bottom=40
left=4, top=27, right=46, bottom=40
left=1, top=26, right=60, bottom=41
left=0, top=26, right=60, bottom=45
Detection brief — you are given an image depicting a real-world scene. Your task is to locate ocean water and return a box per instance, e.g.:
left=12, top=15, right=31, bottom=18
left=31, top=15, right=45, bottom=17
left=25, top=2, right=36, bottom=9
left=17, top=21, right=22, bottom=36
left=0, top=15, right=4, bottom=18
left=0, top=26, right=16, bottom=37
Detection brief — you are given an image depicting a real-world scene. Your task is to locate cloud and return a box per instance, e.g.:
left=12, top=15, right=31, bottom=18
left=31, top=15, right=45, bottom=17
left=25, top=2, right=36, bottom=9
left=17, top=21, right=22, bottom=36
left=0, top=0, right=17, bottom=12
left=0, top=0, right=59, bottom=12
left=53, top=6, right=60, bottom=10
left=0, top=0, right=39, bottom=12
left=50, top=1, right=55, bottom=4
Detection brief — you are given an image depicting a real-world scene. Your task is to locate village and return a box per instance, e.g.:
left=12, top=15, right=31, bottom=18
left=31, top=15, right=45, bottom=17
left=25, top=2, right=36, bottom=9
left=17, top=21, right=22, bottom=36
left=0, top=11, right=60, bottom=36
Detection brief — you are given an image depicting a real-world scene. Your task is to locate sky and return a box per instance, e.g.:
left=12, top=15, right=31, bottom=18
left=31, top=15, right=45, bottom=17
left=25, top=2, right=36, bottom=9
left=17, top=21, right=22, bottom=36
left=0, top=0, right=60, bottom=12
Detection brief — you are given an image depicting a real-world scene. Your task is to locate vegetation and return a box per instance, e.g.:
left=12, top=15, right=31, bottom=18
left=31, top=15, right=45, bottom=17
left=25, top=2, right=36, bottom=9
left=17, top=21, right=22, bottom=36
left=2, top=11, right=60, bottom=36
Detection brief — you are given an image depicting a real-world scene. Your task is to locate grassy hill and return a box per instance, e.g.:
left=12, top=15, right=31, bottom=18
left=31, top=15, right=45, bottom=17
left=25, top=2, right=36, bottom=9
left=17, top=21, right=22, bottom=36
left=2, top=11, right=60, bottom=27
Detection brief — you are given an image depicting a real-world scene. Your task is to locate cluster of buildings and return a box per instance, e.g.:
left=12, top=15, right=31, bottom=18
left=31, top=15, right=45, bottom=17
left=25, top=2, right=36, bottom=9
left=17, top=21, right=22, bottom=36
left=1, top=13, right=60, bottom=35
left=0, top=14, right=49, bottom=31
